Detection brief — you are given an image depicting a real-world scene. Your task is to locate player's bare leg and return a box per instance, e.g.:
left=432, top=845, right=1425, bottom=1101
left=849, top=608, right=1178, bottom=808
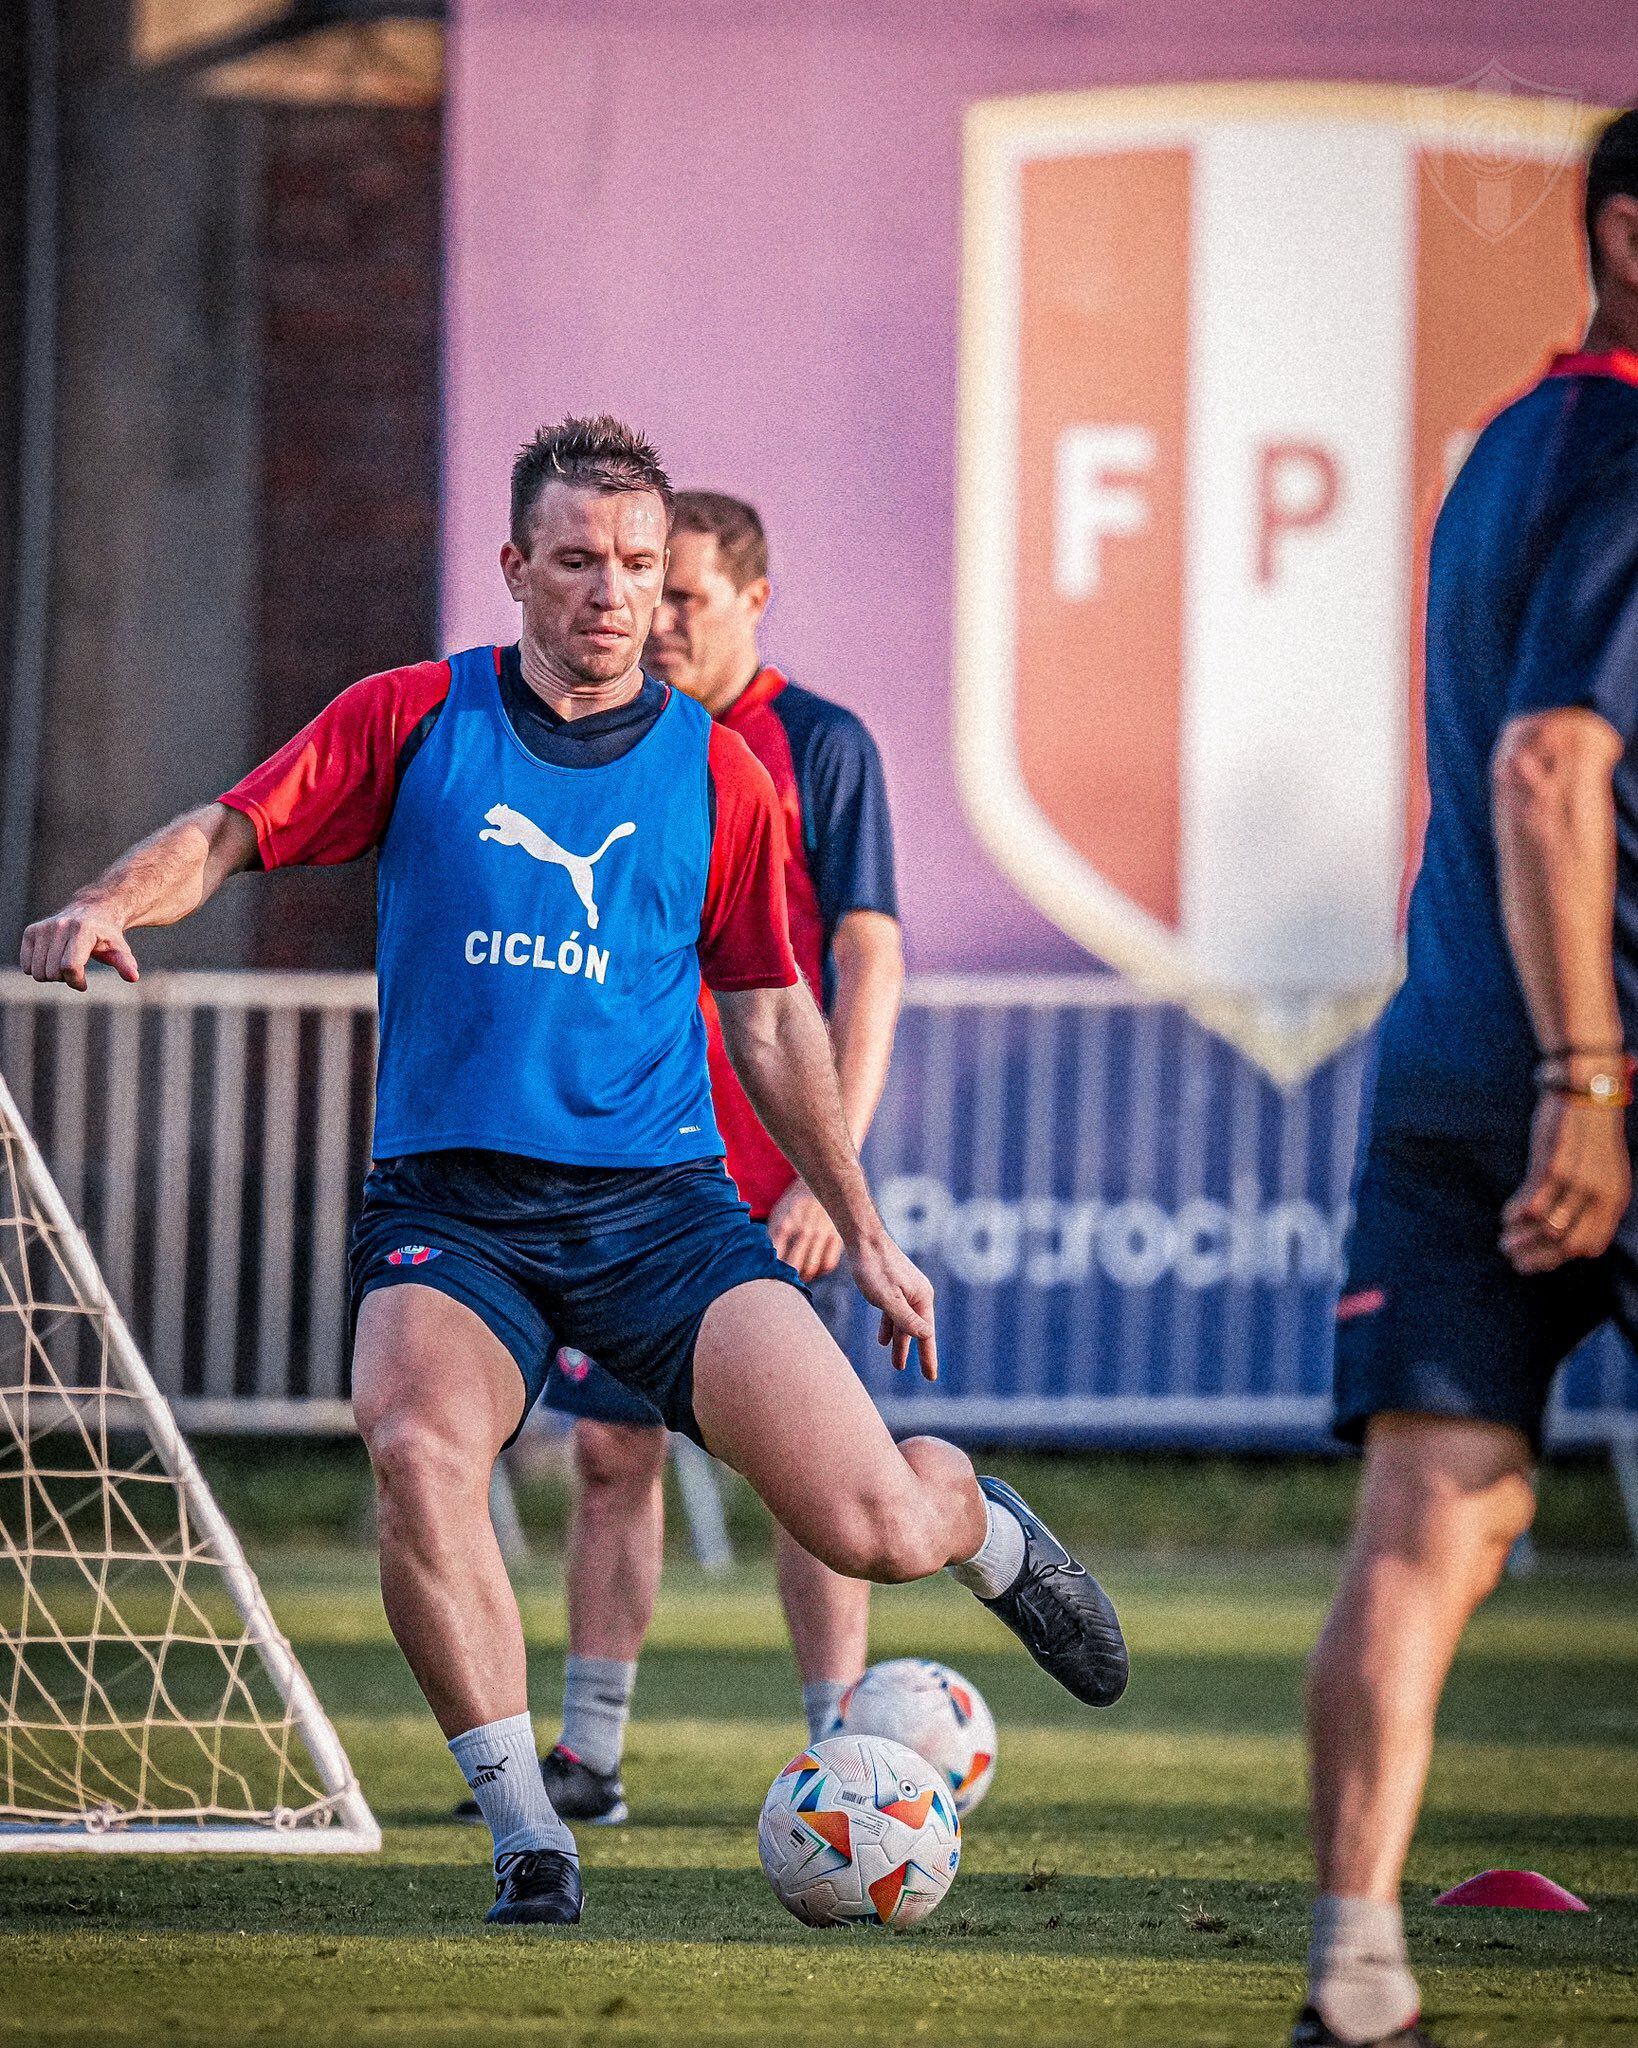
left=550, top=1419, right=668, bottom=1821
left=693, top=1279, right=981, bottom=1575
left=352, top=1286, right=530, bottom=1732
left=774, top=1525, right=870, bottom=1738
left=566, top=1419, right=669, bottom=1663
left=454, top=1415, right=660, bottom=1831
left=1300, top=1414, right=1535, bottom=2043
left=691, top=1279, right=1127, bottom=1705
left=352, top=1284, right=582, bottom=1924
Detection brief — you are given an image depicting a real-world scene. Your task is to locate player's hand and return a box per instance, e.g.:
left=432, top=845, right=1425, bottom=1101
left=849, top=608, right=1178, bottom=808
left=847, top=1229, right=938, bottom=1380
left=767, top=1179, right=844, bottom=1282
left=1501, top=1091, right=1632, bottom=1274
left=19, top=902, right=140, bottom=991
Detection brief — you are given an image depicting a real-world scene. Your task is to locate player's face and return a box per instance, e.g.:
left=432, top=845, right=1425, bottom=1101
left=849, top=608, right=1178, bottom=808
left=501, top=484, right=669, bottom=685
left=646, top=530, right=767, bottom=700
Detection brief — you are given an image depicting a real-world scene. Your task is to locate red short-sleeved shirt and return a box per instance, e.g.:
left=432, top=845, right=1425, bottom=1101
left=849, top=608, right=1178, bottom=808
left=218, top=653, right=798, bottom=993
left=703, top=667, right=898, bottom=1217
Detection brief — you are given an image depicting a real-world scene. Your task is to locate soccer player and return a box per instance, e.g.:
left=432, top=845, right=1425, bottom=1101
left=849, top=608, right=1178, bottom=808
left=20, top=417, right=1128, bottom=1929
left=518, top=490, right=902, bottom=1825
left=1297, top=114, right=1638, bottom=2048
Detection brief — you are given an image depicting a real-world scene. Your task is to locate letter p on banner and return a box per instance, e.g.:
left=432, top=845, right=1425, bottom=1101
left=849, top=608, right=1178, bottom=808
left=956, top=81, right=1598, bottom=1080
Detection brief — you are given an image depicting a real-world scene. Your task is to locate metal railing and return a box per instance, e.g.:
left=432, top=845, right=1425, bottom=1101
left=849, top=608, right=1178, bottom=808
left=1, top=968, right=1633, bottom=1452
left=1, top=972, right=374, bottom=1432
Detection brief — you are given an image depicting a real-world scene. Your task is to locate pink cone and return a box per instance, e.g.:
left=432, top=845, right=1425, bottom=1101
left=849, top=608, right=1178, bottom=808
left=1434, top=1869, right=1588, bottom=1911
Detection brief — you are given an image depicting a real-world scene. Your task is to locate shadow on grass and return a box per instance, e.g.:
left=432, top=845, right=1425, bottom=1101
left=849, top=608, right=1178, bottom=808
left=296, top=1639, right=1638, bottom=1747
left=2, top=1858, right=1631, bottom=1965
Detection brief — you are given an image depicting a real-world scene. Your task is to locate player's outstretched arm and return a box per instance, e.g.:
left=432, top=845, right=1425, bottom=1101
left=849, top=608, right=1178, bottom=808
left=1493, top=707, right=1631, bottom=1272
left=19, top=802, right=259, bottom=990
left=715, top=977, right=937, bottom=1379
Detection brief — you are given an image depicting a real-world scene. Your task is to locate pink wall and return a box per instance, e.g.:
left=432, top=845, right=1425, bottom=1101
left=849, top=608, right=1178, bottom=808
left=442, top=0, right=1629, bottom=971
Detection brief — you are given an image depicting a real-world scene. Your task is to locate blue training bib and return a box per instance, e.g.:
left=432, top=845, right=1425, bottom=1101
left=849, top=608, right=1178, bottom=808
left=372, top=645, right=724, bottom=1167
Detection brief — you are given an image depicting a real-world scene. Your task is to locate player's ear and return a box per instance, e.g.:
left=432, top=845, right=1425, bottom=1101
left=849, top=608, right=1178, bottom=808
left=1594, top=193, right=1638, bottom=297
left=742, top=576, right=772, bottom=624
left=499, top=538, right=528, bottom=597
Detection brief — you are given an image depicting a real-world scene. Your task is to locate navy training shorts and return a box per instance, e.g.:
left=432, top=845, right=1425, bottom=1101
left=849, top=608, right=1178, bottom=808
left=1334, top=1125, right=1638, bottom=1455
left=348, top=1150, right=804, bottom=1447
left=545, top=1262, right=857, bottom=1428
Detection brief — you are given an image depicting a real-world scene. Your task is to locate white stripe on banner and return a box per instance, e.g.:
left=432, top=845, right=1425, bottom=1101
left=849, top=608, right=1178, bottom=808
left=1181, top=122, right=1414, bottom=998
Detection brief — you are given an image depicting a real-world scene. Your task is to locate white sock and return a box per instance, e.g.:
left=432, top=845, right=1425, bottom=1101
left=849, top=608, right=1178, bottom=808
left=802, top=1678, right=851, bottom=1742
left=947, top=1498, right=1027, bottom=1599
left=1307, top=1895, right=1420, bottom=2044
left=560, top=1656, right=636, bottom=1777
left=448, top=1712, right=576, bottom=1863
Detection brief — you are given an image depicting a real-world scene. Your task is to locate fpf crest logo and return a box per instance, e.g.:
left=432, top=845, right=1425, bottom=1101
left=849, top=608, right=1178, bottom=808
left=956, top=81, right=1600, bottom=1080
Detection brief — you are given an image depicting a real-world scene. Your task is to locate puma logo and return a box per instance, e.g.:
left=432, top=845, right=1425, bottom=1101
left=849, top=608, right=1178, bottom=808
left=478, top=803, right=636, bottom=930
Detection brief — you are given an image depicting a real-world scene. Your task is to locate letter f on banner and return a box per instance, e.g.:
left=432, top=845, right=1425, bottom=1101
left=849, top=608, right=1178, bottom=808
left=1054, top=426, right=1155, bottom=599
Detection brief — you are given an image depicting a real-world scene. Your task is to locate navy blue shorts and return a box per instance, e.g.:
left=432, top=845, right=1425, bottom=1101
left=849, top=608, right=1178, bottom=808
left=545, top=1263, right=856, bottom=1428
left=349, top=1150, right=803, bottom=1447
left=1334, top=1126, right=1638, bottom=1454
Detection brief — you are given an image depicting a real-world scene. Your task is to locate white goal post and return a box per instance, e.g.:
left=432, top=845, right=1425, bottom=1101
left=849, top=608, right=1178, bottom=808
left=0, top=1066, right=380, bottom=1853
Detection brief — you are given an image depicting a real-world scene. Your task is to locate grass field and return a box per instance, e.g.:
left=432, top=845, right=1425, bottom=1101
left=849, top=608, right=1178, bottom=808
left=1, top=1501, right=1635, bottom=2047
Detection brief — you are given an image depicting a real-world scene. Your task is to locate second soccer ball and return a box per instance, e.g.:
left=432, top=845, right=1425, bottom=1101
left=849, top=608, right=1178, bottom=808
left=835, top=1658, right=998, bottom=1817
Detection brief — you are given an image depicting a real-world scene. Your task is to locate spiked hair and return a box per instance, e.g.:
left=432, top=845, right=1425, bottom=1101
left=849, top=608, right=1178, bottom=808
left=510, top=415, right=672, bottom=548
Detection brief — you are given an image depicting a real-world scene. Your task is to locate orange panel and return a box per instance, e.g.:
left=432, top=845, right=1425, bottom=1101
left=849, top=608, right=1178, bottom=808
left=1404, top=157, right=1590, bottom=914
left=1015, top=150, right=1191, bottom=930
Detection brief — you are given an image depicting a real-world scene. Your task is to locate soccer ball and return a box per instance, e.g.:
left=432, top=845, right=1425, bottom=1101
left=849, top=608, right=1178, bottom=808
left=836, top=1658, right=997, bottom=1816
left=757, top=1734, right=961, bottom=1929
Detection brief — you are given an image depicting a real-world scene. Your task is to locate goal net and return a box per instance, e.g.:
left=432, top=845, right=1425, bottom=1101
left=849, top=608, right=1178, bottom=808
left=0, top=1066, right=379, bottom=1852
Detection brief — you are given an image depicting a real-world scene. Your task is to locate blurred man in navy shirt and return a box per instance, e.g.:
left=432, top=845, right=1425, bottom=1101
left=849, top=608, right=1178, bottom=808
left=1298, top=111, right=1638, bottom=2048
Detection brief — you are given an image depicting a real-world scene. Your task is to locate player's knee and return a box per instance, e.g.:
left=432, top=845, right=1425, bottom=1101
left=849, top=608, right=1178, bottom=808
left=1356, top=1425, right=1535, bottom=1603
left=574, top=1417, right=667, bottom=1495
left=362, top=1408, right=485, bottom=1509
left=823, top=1492, right=942, bottom=1584
left=1468, top=1480, right=1536, bottom=1598
left=897, top=1433, right=977, bottom=1494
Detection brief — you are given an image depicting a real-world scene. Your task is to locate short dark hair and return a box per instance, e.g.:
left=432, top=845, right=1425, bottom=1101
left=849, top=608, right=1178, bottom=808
left=1586, top=107, right=1638, bottom=279
left=510, top=415, right=673, bottom=548
left=670, top=490, right=768, bottom=589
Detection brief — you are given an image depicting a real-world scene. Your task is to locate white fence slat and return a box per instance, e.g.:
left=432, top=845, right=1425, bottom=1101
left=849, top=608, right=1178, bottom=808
left=203, top=1006, right=248, bottom=1398
left=255, top=1009, right=300, bottom=1399
left=149, top=1004, right=195, bottom=1389
left=305, top=1010, right=352, bottom=1401
left=99, top=1003, right=141, bottom=1311
left=48, top=1000, right=87, bottom=1224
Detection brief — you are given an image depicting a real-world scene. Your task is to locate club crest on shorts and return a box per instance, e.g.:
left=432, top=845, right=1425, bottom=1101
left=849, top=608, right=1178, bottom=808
left=386, top=1244, right=440, bottom=1267
left=557, top=1347, right=592, bottom=1383
left=955, top=81, right=1600, bottom=1080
